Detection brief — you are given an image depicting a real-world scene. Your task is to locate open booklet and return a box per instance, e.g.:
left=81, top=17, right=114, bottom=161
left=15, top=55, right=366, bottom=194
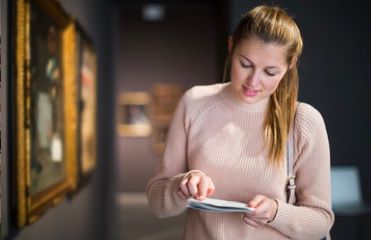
left=186, top=197, right=255, bottom=213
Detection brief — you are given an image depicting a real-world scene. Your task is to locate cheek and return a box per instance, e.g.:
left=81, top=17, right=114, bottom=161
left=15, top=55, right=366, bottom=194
left=263, top=77, right=282, bottom=93
left=230, top=60, right=238, bottom=74
left=230, top=64, right=247, bottom=83
left=231, top=69, right=241, bottom=83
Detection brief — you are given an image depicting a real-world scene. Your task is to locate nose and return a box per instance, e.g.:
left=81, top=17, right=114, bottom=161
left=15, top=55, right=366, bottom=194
left=246, top=70, right=260, bottom=87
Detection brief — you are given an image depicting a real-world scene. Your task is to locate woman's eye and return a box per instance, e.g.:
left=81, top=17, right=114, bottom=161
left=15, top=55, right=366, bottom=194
left=240, top=61, right=251, bottom=68
left=265, top=70, right=276, bottom=76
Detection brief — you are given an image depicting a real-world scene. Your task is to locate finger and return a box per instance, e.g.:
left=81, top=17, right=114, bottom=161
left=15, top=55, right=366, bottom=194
left=177, top=190, right=187, bottom=200
left=244, top=212, right=267, bottom=220
left=197, top=177, right=210, bottom=200
left=244, top=209, right=266, bottom=219
left=252, top=198, right=271, bottom=216
left=187, top=175, right=201, bottom=197
left=248, top=195, right=266, bottom=208
left=246, top=216, right=269, bottom=225
left=179, top=179, right=191, bottom=198
left=207, top=181, right=215, bottom=197
left=243, top=216, right=261, bottom=228
left=181, top=177, right=189, bottom=186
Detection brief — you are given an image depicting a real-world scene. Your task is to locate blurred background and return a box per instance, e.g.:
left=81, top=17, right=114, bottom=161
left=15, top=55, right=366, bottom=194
left=1, top=0, right=371, bottom=239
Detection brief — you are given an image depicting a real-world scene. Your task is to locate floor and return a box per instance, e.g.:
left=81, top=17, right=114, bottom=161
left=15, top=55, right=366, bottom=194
left=115, top=192, right=186, bottom=240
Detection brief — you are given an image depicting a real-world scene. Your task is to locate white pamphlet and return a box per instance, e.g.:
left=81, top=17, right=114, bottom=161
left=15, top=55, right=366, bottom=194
left=186, top=197, right=255, bottom=213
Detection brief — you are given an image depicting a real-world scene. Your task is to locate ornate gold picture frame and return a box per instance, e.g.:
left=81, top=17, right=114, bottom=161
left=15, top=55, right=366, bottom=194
left=76, top=24, right=97, bottom=182
left=117, top=92, right=151, bottom=137
left=16, top=0, right=77, bottom=227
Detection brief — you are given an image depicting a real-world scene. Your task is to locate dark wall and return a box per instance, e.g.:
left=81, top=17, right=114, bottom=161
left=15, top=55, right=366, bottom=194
left=231, top=1, right=371, bottom=239
left=114, top=3, right=224, bottom=192
left=230, top=0, right=371, bottom=200
left=9, top=0, right=115, bottom=239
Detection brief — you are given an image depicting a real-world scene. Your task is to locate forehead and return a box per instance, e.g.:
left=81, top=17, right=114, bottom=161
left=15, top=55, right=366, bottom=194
left=235, top=36, right=288, bottom=67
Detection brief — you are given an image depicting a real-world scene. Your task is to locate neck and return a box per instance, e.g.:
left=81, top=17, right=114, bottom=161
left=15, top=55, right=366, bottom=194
left=221, top=83, right=270, bottom=113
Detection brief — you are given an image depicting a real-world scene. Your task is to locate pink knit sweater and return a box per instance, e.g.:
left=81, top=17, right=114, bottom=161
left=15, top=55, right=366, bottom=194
left=146, top=83, right=334, bottom=240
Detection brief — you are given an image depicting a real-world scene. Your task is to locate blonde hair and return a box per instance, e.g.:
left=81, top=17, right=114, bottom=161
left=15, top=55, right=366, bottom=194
left=225, top=5, right=303, bottom=165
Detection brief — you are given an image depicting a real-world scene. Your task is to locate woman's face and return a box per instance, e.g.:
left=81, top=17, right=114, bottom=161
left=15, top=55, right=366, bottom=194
left=229, top=36, right=289, bottom=104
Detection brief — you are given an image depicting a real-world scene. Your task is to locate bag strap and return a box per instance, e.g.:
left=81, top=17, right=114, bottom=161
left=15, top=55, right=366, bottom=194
left=287, top=107, right=297, bottom=204
left=286, top=105, right=328, bottom=240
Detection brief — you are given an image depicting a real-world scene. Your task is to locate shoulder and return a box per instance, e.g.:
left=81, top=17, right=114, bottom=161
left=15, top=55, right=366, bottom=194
left=183, top=83, right=225, bottom=101
left=182, top=83, right=225, bottom=109
left=296, top=102, right=325, bottom=125
left=180, top=83, right=225, bottom=121
left=295, top=102, right=328, bottom=141
left=293, top=103, right=330, bottom=171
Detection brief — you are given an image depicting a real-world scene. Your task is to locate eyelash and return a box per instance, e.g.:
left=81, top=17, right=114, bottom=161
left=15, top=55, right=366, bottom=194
left=240, top=61, right=276, bottom=77
left=265, top=71, right=275, bottom=77
left=240, top=62, right=251, bottom=68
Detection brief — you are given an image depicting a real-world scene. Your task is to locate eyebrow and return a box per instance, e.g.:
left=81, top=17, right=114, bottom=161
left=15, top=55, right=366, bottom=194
left=239, top=55, right=280, bottom=70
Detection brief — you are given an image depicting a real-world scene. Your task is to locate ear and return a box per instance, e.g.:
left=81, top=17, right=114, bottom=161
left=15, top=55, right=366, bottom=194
left=289, top=56, right=298, bottom=69
left=228, top=35, right=233, bottom=54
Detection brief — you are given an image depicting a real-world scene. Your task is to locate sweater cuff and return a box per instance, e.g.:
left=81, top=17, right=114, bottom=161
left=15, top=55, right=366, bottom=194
left=267, top=198, right=294, bottom=228
left=267, top=199, right=279, bottom=223
left=169, top=173, right=189, bottom=205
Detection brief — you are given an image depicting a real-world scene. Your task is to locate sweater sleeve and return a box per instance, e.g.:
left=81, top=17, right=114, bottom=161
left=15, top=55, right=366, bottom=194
left=145, top=91, right=191, bottom=218
left=268, top=104, right=335, bottom=240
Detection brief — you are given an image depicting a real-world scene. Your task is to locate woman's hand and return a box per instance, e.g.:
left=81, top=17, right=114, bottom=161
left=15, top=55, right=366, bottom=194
left=243, top=195, right=278, bottom=228
left=177, top=170, right=215, bottom=200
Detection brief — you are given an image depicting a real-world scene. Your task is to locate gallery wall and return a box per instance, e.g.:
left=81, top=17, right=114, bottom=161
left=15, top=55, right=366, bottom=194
left=113, top=2, right=226, bottom=192
left=1, top=0, right=9, bottom=237
left=114, top=0, right=371, bottom=197
left=6, top=0, right=115, bottom=239
left=113, top=1, right=371, bottom=238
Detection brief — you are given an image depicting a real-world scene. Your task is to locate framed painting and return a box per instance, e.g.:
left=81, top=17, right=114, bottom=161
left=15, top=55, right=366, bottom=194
left=151, top=83, right=182, bottom=154
left=15, top=0, right=77, bottom=227
left=117, top=92, right=151, bottom=137
left=151, top=116, right=171, bottom=155
left=75, top=24, right=97, bottom=183
left=151, top=83, right=182, bottom=118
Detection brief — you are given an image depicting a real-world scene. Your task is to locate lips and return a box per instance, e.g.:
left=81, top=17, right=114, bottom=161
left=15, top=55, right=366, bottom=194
left=242, top=85, right=259, bottom=97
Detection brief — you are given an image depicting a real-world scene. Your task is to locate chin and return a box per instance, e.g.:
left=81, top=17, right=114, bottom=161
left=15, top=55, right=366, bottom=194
left=239, top=95, right=258, bottom=104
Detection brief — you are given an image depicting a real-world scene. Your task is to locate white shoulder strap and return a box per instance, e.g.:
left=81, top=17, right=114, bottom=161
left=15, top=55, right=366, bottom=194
left=286, top=105, right=328, bottom=239
left=287, top=107, right=297, bottom=204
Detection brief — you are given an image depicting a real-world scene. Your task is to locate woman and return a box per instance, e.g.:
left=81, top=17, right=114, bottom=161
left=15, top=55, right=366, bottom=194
left=146, top=5, right=334, bottom=239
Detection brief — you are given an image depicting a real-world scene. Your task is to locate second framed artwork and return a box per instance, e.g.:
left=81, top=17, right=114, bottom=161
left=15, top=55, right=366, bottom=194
left=151, top=83, right=182, bottom=154
left=116, top=84, right=183, bottom=155
left=117, top=92, right=152, bottom=137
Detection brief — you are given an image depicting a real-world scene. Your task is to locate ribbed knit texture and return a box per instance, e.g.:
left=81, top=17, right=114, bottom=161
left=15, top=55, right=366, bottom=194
left=146, top=83, right=334, bottom=240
